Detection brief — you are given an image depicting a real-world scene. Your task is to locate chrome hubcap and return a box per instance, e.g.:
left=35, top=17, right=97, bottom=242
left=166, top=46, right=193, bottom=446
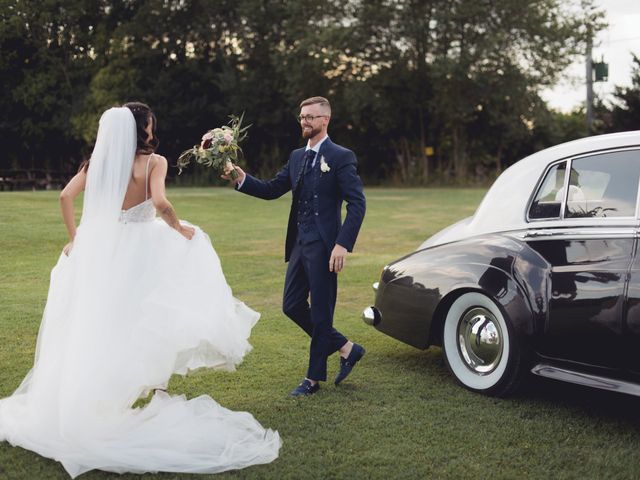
left=457, top=307, right=503, bottom=374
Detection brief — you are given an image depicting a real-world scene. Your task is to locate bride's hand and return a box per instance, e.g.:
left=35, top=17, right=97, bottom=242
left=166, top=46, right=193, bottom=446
left=178, top=224, right=195, bottom=240
left=63, top=241, right=74, bottom=256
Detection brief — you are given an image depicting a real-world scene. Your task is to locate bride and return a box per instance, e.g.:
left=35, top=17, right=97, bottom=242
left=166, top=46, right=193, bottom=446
left=0, top=103, right=281, bottom=477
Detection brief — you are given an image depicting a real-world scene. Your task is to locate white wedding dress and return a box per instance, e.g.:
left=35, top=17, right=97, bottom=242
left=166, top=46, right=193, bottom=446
left=0, top=107, right=280, bottom=477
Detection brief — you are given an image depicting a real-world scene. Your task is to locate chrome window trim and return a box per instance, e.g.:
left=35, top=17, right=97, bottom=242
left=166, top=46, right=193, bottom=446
left=561, top=157, right=572, bottom=220
left=520, top=227, right=637, bottom=241
left=526, top=159, right=567, bottom=223
left=636, top=170, right=640, bottom=219
left=526, top=146, right=640, bottom=223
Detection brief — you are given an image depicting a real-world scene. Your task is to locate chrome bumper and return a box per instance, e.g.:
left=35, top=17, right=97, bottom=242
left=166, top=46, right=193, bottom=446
left=362, top=306, right=381, bottom=326
left=362, top=281, right=382, bottom=326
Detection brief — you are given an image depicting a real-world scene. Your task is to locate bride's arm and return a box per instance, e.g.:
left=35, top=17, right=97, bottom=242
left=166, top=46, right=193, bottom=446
left=59, top=169, right=87, bottom=253
left=149, top=155, right=195, bottom=240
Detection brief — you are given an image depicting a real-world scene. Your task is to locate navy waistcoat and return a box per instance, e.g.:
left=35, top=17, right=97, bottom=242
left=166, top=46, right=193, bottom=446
left=296, top=158, right=321, bottom=244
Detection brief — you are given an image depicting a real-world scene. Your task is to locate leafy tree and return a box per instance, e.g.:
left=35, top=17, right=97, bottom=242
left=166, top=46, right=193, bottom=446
left=0, top=0, right=102, bottom=170
left=0, top=0, right=609, bottom=185
left=609, top=54, right=640, bottom=132
left=425, top=0, right=603, bottom=179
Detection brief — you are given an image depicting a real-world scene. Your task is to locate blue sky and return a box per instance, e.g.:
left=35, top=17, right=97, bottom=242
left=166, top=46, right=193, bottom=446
left=541, top=0, right=640, bottom=111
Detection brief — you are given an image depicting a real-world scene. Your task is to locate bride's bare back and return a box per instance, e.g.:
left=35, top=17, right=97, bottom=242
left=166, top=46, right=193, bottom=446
left=59, top=150, right=194, bottom=246
left=122, top=154, right=155, bottom=210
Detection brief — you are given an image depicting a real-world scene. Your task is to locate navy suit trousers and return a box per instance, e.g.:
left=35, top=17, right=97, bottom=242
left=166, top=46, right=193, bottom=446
left=283, top=238, right=348, bottom=381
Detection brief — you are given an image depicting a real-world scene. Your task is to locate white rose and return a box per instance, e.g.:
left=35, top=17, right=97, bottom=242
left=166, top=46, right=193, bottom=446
left=320, top=156, right=330, bottom=172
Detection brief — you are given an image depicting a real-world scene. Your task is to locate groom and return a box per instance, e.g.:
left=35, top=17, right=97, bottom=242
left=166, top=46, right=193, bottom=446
left=225, top=97, right=366, bottom=396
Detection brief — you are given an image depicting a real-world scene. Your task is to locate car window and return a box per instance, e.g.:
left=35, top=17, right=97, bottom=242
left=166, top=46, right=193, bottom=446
left=564, top=150, right=639, bottom=218
left=528, top=162, right=566, bottom=219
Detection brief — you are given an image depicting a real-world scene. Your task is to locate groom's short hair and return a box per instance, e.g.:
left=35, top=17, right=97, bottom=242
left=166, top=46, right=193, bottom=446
left=300, top=96, right=331, bottom=115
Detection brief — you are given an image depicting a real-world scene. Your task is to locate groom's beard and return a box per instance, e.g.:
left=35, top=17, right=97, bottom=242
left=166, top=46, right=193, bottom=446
left=301, top=125, right=321, bottom=139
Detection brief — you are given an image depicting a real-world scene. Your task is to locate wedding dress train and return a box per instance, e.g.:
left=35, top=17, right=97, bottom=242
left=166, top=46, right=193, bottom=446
left=0, top=107, right=280, bottom=477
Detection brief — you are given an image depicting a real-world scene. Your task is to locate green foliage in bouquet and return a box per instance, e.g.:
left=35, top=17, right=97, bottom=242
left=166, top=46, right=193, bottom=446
left=177, top=113, right=251, bottom=179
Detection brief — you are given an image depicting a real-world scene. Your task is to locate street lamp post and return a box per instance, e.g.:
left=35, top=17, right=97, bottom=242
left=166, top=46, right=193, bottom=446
left=586, top=33, right=594, bottom=133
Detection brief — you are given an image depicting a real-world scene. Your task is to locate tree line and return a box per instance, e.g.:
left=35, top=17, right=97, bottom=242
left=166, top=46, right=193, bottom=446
left=1, top=0, right=636, bottom=185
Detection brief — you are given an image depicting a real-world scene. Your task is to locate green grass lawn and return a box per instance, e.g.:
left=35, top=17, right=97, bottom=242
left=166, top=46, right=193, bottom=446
left=2, top=187, right=640, bottom=479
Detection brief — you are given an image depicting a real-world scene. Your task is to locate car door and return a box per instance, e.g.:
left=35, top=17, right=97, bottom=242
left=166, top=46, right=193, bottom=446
left=624, top=242, right=640, bottom=380
left=525, top=149, right=640, bottom=371
left=624, top=201, right=640, bottom=377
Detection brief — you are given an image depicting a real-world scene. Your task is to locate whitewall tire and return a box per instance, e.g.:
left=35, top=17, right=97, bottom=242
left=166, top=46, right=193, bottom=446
left=442, top=292, right=523, bottom=396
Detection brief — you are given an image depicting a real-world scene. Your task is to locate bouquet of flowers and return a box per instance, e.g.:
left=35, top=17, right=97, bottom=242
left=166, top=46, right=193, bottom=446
left=177, top=113, right=250, bottom=179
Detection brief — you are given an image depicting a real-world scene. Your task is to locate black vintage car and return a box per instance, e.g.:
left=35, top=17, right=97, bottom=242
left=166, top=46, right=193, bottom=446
left=364, top=131, right=640, bottom=397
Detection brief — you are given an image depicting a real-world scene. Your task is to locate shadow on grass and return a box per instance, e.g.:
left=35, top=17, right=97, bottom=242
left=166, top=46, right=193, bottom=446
left=375, top=343, right=640, bottom=426
left=517, top=375, right=640, bottom=426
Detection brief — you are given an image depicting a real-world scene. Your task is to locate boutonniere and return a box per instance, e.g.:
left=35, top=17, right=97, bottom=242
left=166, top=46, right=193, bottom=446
left=320, top=156, right=331, bottom=173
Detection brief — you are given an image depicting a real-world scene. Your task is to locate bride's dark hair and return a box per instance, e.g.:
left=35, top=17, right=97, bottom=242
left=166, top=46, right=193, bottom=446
left=80, top=102, right=159, bottom=173
left=123, top=101, right=159, bottom=154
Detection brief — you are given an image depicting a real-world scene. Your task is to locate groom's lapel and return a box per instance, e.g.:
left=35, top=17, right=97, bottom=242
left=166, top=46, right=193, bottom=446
left=317, top=137, right=333, bottom=168
left=314, top=138, right=332, bottom=182
left=299, top=148, right=308, bottom=173
left=292, top=149, right=307, bottom=192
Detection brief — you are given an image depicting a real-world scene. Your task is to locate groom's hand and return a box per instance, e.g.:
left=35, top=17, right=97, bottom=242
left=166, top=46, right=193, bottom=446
left=221, top=164, right=245, bottom=186
left=329, top=244, right=348, bottom=273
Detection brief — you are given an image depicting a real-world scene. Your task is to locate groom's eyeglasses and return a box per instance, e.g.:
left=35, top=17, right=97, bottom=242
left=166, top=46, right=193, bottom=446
left=298, top=114, right=328, bottom=123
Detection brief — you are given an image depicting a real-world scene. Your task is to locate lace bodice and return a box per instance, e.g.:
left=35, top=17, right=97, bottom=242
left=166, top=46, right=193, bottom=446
left=119, top=199, right=156, bottom=223
left=119, top=154, right=156, bottom=223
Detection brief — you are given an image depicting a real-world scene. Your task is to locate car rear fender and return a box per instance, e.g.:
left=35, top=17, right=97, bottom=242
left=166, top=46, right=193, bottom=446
left=379, top=234, right=550, bottom=349
left=428, top=280, right=534, bottom=348
left=421, top=238, right=550, bottom=347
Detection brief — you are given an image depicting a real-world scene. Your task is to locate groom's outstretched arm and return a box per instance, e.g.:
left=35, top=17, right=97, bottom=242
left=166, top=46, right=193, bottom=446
left=229, top=158, right=292, bottom=200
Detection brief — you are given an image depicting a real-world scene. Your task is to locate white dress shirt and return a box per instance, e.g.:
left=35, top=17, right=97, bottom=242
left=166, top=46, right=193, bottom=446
left=306, top=135, right=328, bottom=167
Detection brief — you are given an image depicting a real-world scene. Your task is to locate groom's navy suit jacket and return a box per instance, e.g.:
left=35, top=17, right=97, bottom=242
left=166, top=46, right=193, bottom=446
left=238, top=138, right=366, bottom=261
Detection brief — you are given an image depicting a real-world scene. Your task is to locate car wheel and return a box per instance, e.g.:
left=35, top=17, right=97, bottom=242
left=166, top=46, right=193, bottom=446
left=442, top=292, right=524, bottom=396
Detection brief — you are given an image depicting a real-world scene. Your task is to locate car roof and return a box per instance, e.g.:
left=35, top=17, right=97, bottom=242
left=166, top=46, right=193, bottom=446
left=468, top=130, right=640, bottom=235
left=422, top=130, right=640, bottom=250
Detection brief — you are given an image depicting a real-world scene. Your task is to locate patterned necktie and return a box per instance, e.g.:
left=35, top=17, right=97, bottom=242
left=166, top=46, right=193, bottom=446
left=295, top=150, right=316, bottom=191
left=304, top=149, right=316, bottom=172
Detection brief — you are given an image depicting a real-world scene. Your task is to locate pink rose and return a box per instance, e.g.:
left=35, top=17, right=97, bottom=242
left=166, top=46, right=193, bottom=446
left=202, top=131, right=214, bottom=141
left=223, top=132, right=233, bottom=145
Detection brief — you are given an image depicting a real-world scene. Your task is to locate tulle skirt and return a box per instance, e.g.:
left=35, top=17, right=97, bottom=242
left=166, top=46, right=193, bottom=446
left=0, top=218, right=281, bottom=477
